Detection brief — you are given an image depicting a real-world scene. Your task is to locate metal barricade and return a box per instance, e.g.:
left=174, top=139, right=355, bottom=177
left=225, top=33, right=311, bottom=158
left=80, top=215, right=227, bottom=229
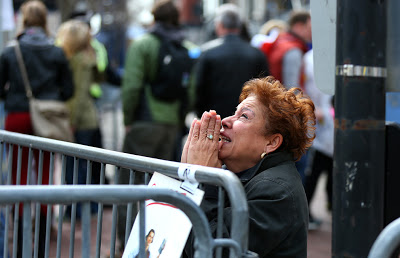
left=368, top=217, right=400, bottom=258
left=0, top=130, right=256, bottom=258
left=0, top=185, right=213, bottom=258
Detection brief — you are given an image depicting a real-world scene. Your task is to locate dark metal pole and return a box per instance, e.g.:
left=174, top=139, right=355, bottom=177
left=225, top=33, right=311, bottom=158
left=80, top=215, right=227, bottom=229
left=333, top=0, right=386, bottom=257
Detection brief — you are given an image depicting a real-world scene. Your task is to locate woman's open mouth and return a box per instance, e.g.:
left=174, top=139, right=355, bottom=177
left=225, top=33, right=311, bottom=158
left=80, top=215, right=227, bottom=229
left=219, top=135, right=231, bottom=142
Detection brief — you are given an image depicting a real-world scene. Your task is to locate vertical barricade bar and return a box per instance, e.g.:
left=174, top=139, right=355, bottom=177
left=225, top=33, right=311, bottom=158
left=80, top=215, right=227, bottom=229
left=0, top=141, right=4, bottom=258
left=26, top=148, right=33, bottom=185
left=95, top=163, right=106, bottom=258
left=45, top=152, right=55, bottom=258
left=56, top=154, right=67, bottom=258
left=81, top=160, right=92, bottom=256
left=13, top=146, right=22, bottom=258
left=22, top=202, right=32, bottom=258
left=69, top=157, right=79, bottom=258
left=34, top=150, right=44, bottom=258
left=125, top=169, right=135, bottom=245
left=110, top=166, right=120, bottom=258
left=138, top=201, right=146, bottom=258
left=216, top=186, right=224, bottom=258
left=81, top=202, right=91, bottom=258
left=5, top=144, right=12, bottom=258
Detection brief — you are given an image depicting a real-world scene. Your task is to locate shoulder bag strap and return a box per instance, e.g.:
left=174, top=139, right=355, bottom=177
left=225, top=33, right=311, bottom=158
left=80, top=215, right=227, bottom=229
left=14, top=41, right=33, bottom=99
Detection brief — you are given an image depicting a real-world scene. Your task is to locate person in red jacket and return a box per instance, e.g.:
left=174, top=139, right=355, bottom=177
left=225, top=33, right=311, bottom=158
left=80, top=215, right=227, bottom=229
left=261, top=10, right=312, bottom=89
left=261, top=10, right=312, bottom=198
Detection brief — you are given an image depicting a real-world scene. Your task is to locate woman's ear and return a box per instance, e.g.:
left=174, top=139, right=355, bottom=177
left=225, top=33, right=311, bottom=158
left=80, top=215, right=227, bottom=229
left=265, top=133, right=283, bottom=154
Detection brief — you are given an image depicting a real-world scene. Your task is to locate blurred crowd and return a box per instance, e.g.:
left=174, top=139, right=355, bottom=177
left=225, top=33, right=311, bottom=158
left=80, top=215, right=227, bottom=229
left=0, top=0, right=335, bottom=257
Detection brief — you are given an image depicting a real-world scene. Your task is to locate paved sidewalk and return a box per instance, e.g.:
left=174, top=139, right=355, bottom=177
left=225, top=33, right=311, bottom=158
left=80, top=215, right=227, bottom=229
left=307, top=173, right=332, bottom=258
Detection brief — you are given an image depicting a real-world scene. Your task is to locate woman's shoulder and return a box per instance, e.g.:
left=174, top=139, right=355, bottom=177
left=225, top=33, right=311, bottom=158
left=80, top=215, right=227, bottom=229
left=126, top=33, right=159, bottom=60
left=131, top=33, right=159, bottom=48
left=245, top=161, right=301, bottom=195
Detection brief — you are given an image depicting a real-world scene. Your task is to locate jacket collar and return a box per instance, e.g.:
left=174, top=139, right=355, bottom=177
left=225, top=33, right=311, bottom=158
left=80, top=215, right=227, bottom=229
left=236, top=151, right=294, bottom=183
left=222, top=33, right=241, bottom=42
left=18, top=27, right=53, bottom=47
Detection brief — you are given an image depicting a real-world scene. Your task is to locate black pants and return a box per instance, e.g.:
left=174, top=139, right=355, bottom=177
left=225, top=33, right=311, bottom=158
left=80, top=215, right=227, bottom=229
left=304, top=149, right=333, bottom=211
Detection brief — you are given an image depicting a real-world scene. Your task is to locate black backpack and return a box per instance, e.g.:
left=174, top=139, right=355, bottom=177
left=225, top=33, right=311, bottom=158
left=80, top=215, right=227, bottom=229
left=149, top=35, right=194, bottom=102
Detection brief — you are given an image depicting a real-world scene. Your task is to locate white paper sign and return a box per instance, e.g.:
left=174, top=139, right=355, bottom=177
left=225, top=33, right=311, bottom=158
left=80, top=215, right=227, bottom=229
left=122, top=172, right=204, bottom=258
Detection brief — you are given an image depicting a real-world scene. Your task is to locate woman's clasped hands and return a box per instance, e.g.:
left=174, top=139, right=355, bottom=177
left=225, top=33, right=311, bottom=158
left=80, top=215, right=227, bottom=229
left=181, top=110, right=222, bottom=168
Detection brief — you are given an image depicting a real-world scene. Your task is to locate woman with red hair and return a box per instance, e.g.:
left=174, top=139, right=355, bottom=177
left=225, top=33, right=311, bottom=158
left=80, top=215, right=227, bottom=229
left=182, top=76, right=316, bottom=257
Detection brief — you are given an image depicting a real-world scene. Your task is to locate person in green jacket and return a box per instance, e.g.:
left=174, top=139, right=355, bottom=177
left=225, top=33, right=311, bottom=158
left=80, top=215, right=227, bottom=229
left=117, top=0, right=198, bottom=254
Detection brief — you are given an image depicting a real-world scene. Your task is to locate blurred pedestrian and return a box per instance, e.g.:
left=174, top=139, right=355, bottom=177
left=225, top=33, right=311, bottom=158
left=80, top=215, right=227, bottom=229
left=193, top=3, right=268, bottom=120
left=303, top=49, right=334, bottom=230
left=265, top=9, right=312, bottom=182
left=117, top=0, right=197, bottom=254
left=56, top=19, right=103, bottom=217
left=266, top=9, right=312, bottom=89
left=251, top=19, right=287, bottom=51
left=68, top=9, right=122, bottom=93
left=0, top=1, right=74, bottom=257
left=68, top=8, right=122, bottom=185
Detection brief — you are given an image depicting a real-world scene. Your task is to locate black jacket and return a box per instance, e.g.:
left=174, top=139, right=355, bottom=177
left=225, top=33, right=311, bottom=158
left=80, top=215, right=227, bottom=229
left=0, top=27, right=74, bottom=112
left=199, top=151, right=308, bottom=257
left=194, top=34, right=268, bottom=119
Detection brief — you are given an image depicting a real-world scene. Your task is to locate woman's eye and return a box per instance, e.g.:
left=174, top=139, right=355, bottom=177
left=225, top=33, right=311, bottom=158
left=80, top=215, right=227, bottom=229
left=241, top=113, right=248, bottom=119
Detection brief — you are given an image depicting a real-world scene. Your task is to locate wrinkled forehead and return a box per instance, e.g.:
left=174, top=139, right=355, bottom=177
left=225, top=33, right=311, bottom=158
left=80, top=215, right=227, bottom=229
left=238, top=95, right=266, bottom=114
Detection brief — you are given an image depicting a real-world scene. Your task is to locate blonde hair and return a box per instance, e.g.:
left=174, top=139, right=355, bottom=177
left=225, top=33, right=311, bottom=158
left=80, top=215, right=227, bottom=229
left=259, top=19, right=287, bottom=35
left=56, top=20, right=92, bottom=59
left=21, top=0, right=48, bottom=33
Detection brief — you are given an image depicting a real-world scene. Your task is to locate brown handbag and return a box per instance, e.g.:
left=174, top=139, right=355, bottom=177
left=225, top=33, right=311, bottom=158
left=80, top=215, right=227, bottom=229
left=14, top=41, right=74, bottom=142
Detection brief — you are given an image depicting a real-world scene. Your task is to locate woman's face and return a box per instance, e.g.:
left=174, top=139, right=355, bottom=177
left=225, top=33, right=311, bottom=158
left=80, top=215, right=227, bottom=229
left=146, top=231, right=154, bottom=245
left=218, top=95, right=269, bottom=172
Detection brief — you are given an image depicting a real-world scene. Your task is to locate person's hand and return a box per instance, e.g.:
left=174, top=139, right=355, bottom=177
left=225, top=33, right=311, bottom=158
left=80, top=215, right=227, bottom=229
left=181, top=110, right=222, bottom=168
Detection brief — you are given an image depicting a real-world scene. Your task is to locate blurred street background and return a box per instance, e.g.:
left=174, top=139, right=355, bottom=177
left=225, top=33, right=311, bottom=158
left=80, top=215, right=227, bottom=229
left=1, top=1, right=400, bottom=257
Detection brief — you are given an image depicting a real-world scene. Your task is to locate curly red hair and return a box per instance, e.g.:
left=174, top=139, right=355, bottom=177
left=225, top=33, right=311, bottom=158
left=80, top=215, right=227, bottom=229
left=239, top=76, right=316, bottom=161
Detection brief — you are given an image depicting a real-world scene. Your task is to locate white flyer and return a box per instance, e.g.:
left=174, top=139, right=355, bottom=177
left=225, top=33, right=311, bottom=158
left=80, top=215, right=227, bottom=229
left=122, top=171, right=204, bottom=258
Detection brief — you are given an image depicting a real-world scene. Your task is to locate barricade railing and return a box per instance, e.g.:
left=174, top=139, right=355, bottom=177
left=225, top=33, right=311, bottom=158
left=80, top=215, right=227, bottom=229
left=368, top=217, right=400, bottom=258
left=0, top=130, right=256, bottom=258
left=0, top=185, right=213, bottom=258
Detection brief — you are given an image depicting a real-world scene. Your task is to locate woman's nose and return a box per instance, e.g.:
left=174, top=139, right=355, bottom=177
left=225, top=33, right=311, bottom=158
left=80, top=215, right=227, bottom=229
left=221, top=116, right=232, bottom=129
